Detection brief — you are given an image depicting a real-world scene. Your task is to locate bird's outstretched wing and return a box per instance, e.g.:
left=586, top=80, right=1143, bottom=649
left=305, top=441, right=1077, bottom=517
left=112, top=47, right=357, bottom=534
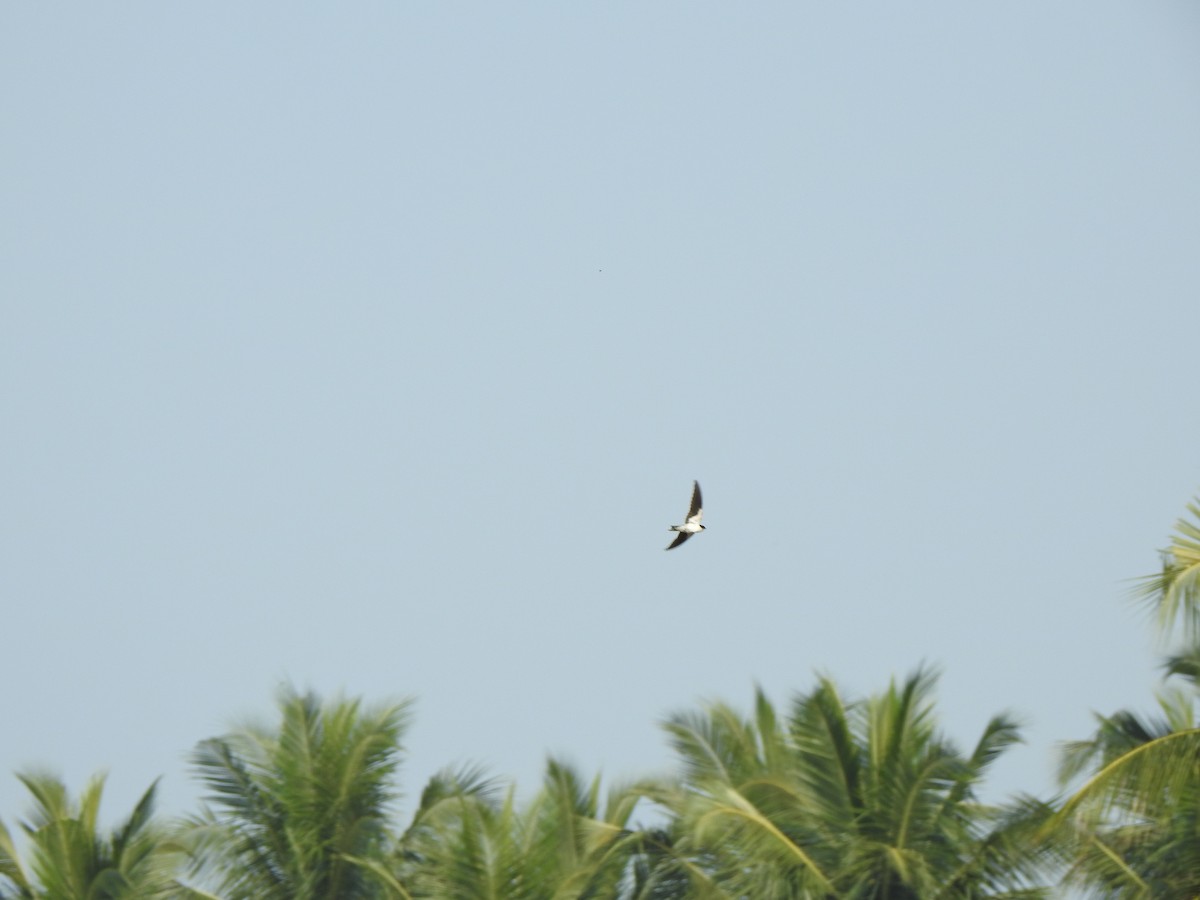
left=666, top=531, right=692, bottom=551
left=686, top=480, right=703, bottom=523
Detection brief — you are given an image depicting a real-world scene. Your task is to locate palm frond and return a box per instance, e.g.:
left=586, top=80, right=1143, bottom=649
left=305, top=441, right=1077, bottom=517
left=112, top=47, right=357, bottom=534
left=663, top=701, right=765, bottom=790
left=1058, top=727, right=1200, bottom=824
left=691, top=782, right=836, bottom=894
left=340, top=853, right=415, bottom=899
left=1063, top=831, right=1152, bottom=898
left=790, top=675, right=862, bottom=821
left=1, top=771, right=179, bottom=899
left=1131, top=498, right=1200, bottom=642
left=0, top=817, right=33, bottom=895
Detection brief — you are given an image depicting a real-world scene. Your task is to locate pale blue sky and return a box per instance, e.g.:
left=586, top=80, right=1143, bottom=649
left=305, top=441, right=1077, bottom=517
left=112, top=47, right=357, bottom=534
left=3, top=3, right=1200, bottom=826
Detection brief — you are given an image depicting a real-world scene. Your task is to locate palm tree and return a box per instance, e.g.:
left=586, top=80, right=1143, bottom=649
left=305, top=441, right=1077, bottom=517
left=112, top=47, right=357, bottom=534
left=0, top=771, right=179, bottom=899
left=1053, top=496, right=1200, bottom=897
left=396, top=756, right=675, bottom=899
left=176, top=687, right=411, bottom=900
left=1055, top=653, right=1200, bottom=897
left=652, top=668, right=1049, bottom=898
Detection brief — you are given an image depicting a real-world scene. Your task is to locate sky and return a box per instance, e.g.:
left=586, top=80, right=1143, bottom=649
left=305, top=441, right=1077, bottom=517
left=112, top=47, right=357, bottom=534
left=2, top=3, right=1200, bottom=831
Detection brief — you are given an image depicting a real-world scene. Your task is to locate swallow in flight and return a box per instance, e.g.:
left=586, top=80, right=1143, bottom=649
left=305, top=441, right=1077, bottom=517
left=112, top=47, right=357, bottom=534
left=666, top=480, right=705, bottom=550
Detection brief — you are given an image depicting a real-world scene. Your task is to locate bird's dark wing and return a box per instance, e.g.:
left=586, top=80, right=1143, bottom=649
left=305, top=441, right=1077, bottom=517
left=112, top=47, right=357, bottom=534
left=666, top=531, right=692, bottom=551
left=687, top=480, right=703, bottom=520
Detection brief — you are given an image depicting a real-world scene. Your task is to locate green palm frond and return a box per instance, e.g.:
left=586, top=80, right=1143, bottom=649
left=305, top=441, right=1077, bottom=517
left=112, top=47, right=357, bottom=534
left=399, top=782, right=524, bottom=899
left=1057, top=710, right=1164, bottom=787
left=0, top=771, right=179, bottom=899
left=691, top=781, right=836, bottom=894
left=1132, top=497, right=1200, bottom=641
left=396, top=762, right=499, bottom=855
left=866, top=666, right=940, bottom=776
left=965, top=713, right=1025, bottom=775
left=339, top=853, right=415, bottom=900
left=1161, top=644, right=1200, bottom=687
left=1063, top=831, right=1153, bottom=898
left=936, top=794, right=1058, bottom=899
left=789, top=675, right=862, bottom=824
left=1058, top=727, right=1200, bottom=824
left=663, top=702, right=765, bottom=789
left=0, top=816, right=34, bottom=897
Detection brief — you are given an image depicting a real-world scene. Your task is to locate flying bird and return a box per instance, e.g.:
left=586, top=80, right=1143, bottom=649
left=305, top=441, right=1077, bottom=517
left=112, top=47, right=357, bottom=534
left=666, top=480, right=705, bottom=550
